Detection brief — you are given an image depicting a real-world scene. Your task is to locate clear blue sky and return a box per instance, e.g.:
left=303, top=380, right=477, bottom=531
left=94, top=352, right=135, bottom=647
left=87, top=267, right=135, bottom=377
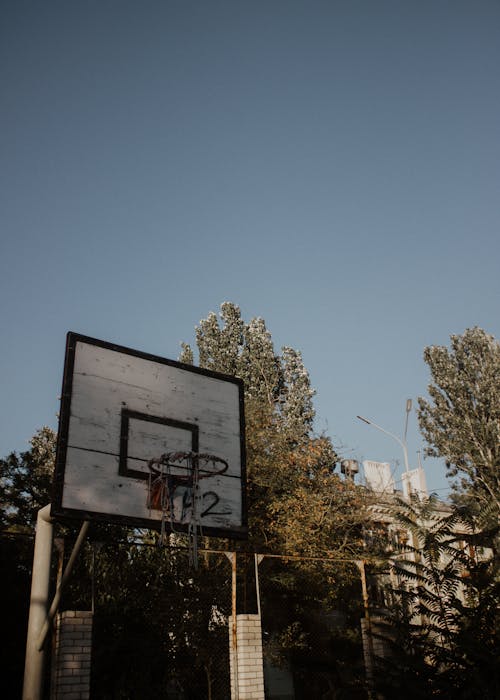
left=2, top=1, right=499, bottom=497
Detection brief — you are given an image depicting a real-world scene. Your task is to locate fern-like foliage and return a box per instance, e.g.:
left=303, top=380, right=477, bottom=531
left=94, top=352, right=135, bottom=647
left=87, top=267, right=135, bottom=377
left=373, top=495, right=499, bottom=699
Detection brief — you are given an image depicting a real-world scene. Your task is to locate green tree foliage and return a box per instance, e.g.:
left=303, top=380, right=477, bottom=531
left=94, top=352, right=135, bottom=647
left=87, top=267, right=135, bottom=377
left=372, top=329, right=500, bottom=698
left=180, top=302, right=368, bottom=559
left=181, top=303, right=370, bottom=695
left=374, top=496, right=499, bottom=699
left=89, top=543, right=231, bottom=699
left=180, top=303, right=315, bottom=440
left=0, top=426, right=56, bottom=530
left=418, top=327, right=500, bottom=514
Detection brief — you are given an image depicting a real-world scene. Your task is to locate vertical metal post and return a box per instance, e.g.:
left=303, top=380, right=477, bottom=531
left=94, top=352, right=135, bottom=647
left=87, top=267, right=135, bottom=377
left=254, top=554, right=264, bottom=618
left=231, top=552, right=239, bottom=700
left=358, top=560, right=375, bottom=693
left=37, top=520, right=89, bottom=650
left=224, top=551, right=239, bottom=699
left=23, top=505, right=53, bottom=700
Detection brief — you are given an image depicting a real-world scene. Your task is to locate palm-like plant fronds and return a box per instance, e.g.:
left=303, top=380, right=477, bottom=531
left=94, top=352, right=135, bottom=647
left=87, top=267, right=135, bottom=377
left=373, top=495, right=499, bottom=699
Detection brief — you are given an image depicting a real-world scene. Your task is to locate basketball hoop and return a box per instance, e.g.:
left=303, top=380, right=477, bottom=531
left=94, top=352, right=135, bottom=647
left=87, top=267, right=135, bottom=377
left=53, top=334, right=246, bottom=543
left=147, top=451, right=229, bottom=566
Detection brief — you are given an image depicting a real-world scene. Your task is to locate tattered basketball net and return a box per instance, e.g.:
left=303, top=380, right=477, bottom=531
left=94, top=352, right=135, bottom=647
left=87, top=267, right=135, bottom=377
left=147, top=451, right=228, bottom=567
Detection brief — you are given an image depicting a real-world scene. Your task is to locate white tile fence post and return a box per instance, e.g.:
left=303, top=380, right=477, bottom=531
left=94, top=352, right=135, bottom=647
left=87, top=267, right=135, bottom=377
left=51, top=611, right=92, bottom=700
left=229, top=614, right=265, bottom=700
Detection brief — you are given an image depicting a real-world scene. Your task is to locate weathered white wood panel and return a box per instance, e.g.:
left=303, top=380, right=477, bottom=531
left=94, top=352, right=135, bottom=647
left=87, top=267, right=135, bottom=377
left=56, top=336, right=245, bottom=535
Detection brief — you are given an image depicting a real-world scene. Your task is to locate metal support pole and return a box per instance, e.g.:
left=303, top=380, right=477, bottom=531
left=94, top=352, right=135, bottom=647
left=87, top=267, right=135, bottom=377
left=224, top=552, right=239, bottom=700
left=231, top=552, right=239, bottom=700
left=254, top=554, right=264, bottom=619
left=37, top=520, right=90, bottom=650
left=23, top=505, right=53, bottom=700
left=357, top=560, right=375, bottom=695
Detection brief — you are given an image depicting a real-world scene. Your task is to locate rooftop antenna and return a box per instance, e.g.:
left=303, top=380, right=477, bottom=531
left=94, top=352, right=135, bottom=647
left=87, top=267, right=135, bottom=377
left=403, top=398, right=412, bottom=451
left=417, top=450, right=423, bottom=470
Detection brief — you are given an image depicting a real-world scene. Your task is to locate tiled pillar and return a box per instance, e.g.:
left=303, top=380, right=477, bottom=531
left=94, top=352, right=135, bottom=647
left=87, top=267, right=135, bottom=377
left=51, top=611, right=92, bottom=699
left=229, top=613, right=265, bottom=700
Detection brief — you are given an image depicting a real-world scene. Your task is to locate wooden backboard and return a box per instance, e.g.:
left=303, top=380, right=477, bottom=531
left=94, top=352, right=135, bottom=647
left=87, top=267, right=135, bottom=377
left=52, top=333, right=247, bottom=539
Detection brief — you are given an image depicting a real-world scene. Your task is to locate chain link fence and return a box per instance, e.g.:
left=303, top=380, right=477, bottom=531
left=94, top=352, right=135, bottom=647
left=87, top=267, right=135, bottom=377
left=58, top=542, right=371, bottom=699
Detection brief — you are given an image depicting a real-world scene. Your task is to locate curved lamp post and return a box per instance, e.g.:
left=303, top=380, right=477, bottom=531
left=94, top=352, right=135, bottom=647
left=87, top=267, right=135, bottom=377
left=357, top=399, right=412, bottom=474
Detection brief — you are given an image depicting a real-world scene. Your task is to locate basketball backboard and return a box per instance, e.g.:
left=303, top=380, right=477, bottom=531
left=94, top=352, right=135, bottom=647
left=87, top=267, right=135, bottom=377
left=52, top=333, right=247, bottom=539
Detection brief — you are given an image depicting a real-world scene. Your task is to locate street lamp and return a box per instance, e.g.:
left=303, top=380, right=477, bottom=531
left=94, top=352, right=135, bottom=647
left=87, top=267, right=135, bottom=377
left=357, top=399, right=412, bottom=473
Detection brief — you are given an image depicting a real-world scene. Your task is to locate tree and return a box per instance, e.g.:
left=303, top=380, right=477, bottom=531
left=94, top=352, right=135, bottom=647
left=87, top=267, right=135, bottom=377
left=0, top=426, right=56, bottom=530
left=418, top=327, right=500, bottom=514
left=371, top=328, right=500, bottom=698
left=89, top=543, right=232, bottom=699
left=181, top=303, right=371, bottom=695
left=180, top=302, right=368, bottom=558
left=374, top=496, right=500, bottom=699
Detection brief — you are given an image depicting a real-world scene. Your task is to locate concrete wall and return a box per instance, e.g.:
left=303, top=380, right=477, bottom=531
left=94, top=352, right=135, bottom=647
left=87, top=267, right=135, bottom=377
left=229, top=614, right=265, bottom=700
left=51, top=611, right=92, bottom=700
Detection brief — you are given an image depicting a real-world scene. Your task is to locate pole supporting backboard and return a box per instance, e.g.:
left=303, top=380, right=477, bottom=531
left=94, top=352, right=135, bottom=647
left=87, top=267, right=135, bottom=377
left=23, top=506, right=53, bottom=700
left=37, top=520, right=90, bottom=651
